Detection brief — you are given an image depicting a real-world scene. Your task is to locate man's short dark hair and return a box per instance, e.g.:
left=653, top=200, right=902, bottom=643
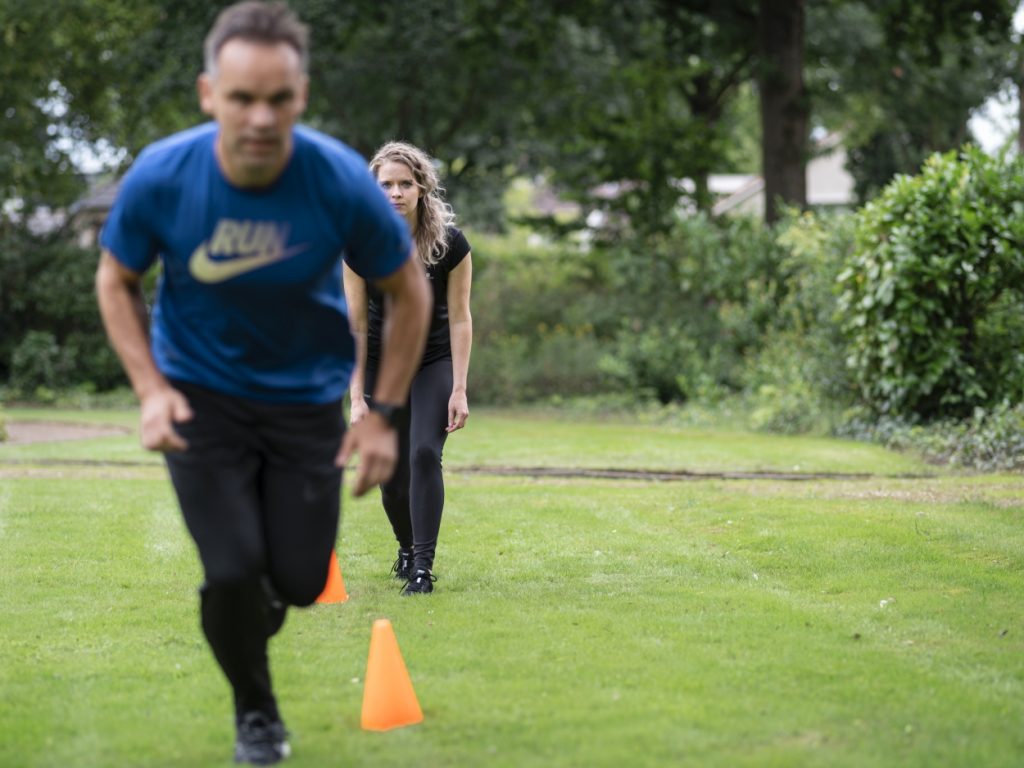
left=204, top=1, right=309, bottom=75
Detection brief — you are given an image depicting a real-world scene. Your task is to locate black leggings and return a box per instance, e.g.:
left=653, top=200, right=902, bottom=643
left=366, top=357, right=452, bottom=572
left=164, top=380, right=343, bottom=720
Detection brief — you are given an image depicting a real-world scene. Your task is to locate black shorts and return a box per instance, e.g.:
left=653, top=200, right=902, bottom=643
left=163, top=380, right=344, bottom=605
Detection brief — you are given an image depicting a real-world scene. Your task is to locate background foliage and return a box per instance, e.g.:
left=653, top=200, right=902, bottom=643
left=838, top=146, right=1024, bottom=421
left=0, top=221, right=124, bottom=399
left=3, top=0, right=1016, bottom=221
left=3, top=0, right=1024, bottom=463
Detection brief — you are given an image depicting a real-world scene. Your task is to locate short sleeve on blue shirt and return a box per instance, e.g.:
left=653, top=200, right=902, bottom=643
left=100, top=153, right=163, bottom=273
left=95, top=123, right=414, bottom=404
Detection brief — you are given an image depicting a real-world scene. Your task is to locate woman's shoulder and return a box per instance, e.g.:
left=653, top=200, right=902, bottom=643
left=443, top=226, right=471, bottom=263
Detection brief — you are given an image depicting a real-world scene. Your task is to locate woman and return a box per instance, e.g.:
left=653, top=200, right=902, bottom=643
left=344, top=141, right=473, bottom=595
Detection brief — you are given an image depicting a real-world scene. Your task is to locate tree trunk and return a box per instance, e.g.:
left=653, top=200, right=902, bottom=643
left=758, top=0, right=808, bottom=224
left=1018, top=53, right=1024, bottom=155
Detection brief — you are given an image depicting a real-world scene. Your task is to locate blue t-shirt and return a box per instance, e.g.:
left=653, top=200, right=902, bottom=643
left=100, top=123, right=411, bottom=404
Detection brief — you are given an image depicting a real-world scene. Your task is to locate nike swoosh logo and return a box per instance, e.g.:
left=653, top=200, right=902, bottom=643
left=189, top=243, right=311, bottom=283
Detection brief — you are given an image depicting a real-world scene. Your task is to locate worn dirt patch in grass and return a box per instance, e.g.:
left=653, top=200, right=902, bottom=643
left=0, top=466, right=162, bottom=480
left=452, top=464, right=905, bottom=482
left=1, top=428, right=1018, bottom=508
left=2, top=420, right=131, bottom=444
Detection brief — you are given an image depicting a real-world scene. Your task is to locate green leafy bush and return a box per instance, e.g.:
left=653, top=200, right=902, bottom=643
left=838, top=400, right=1024, bottom=471
left=1, top=222, right=130, bottom=397
left=9, top=331, right=71, bottom=394
left=468, top=227, right=622, bottom=403
left=467, top=211, right=858, bottom=414
left=60, top=331, right=125, bottom=391
left=747, top=359, right=826, bottom=435
left=944, top=401, right=1024, bottom=469
left=600, top=321, right=704, bottom=404
left=470, top=325, right=611, bottom=404
left=467, top=215, right=788, bottom=406
left=838, top=146, right=1024, bottom=420
left=467, top=332, right=532, bottom=405
left=742, top=211, right=858, bottom=433
left=600, top=214, right=785, bottom=402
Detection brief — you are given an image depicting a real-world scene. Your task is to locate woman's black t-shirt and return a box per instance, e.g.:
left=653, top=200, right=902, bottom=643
left=366, top=226, right=470, bottom=368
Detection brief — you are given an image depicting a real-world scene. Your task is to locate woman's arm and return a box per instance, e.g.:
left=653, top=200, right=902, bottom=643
left=338, top=254, right=431, bottom=496
left=446, top=253, right=473, bottom=432
left=342, top=262, right=370, bottom=425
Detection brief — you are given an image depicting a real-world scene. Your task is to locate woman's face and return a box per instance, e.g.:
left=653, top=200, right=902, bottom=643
left=377, top=160, right=422, bottom=226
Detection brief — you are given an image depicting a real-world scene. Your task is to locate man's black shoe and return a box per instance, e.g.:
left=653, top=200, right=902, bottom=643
left=401, top=569, right=436, bottom=596
left=392, top=547, right=414, bottom=581
left=234, top=711, right=290, bottom=765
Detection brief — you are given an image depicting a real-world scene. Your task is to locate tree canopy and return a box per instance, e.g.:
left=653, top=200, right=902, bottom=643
left=1, top=0, right=1018, bottom=227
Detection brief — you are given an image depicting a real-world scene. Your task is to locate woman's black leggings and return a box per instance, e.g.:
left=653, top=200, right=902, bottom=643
left=365, top=357, right=452, bottom=572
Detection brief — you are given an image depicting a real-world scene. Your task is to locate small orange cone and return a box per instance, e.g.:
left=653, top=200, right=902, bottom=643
left=361, top=619, right=423, bottom=731
left=316, top=550, right=349, bottom=604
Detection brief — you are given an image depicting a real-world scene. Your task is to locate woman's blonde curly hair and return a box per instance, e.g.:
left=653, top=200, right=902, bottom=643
left=370, top=141, right=455, bottom=267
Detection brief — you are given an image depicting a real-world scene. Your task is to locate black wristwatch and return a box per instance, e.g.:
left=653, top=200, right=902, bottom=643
left=366, top=399, right=403, bottom=428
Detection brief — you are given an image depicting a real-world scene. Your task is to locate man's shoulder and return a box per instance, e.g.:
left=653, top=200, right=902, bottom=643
left=130, top=123, right=217, bottom=182
left=135, top=122, right=217, bottom=168
left=109, top=124, right=215, bottom=214
left=293, top=125, right=368, bottom=177
left=291, top=126, right=385, bottom=218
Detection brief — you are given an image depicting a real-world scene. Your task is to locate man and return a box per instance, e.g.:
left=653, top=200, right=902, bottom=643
left=95, top=2, right=430, bottom=764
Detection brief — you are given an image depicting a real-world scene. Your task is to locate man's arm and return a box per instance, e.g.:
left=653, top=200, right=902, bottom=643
left=95, top=250, right=192, bottom=451
left=338, top=252, right=431, bottom=496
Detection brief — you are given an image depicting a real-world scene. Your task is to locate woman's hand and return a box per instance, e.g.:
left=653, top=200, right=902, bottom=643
left=350, top=395, right=369, bottom=426
left=447, top=389, right=469, bottom=432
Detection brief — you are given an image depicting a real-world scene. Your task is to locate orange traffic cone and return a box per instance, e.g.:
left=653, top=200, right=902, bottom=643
left=361, top=619, right=423, bottom=731
left=316, top=550, right=349, bottom=604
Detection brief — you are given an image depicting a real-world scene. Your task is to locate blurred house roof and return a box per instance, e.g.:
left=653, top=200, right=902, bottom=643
left=69, top=178, right=121, bottom=216
left=712, top=132, right=856, bottom=216
left=529, top=133, right=855, bottom=224
left=73, top=133, right=857, bottom=228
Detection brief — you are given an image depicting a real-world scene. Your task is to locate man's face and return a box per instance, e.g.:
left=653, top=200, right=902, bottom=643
left=198, top=39, right=308, bottom=188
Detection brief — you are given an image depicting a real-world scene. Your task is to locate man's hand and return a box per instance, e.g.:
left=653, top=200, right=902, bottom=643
left=139, top=386, right=193, bottom=452
left=337, top=413, right=397, bottom=497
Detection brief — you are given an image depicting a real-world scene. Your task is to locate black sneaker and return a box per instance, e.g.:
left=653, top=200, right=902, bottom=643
left=392, top=547, right=414, bottom=581
left=234, top=711, right=290, bottom=765
left=401, top=569, right=436, bottom=596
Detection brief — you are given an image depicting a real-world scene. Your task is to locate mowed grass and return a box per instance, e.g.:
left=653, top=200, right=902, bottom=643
left=2, top=407, right=934, bottom=476
left=1, top=408, right=1022, bottom=767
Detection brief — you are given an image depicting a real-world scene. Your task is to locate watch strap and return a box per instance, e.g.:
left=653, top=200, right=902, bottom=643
left=366, top=399, right=403, bottom=427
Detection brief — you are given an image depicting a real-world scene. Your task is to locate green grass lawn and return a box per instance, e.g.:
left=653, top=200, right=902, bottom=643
left=1, top=408, right=1021, bottom=767
left=2, top=406, right=936, bottom=476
